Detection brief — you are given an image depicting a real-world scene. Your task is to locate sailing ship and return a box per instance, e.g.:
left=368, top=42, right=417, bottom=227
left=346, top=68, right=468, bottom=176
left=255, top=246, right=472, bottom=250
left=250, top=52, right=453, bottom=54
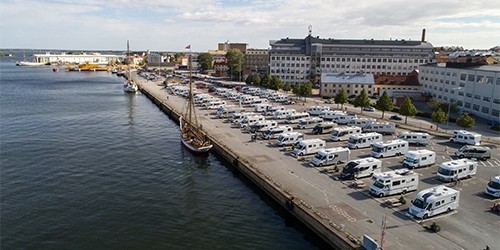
left=123, top=40, right=139, bottom=93
left=180, top=54, right=213, bottom=154
left=16, top=50, right=45, bottom=66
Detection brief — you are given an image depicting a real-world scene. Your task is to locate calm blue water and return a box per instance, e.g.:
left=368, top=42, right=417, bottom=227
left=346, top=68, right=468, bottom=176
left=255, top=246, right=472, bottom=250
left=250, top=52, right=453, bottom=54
left=0, top=59, right=322, bottom=249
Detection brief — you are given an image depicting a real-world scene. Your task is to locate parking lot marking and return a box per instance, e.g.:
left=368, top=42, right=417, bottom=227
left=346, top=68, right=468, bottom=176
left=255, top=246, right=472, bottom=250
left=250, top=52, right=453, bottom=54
left=480, top=161, right=486, bottom=167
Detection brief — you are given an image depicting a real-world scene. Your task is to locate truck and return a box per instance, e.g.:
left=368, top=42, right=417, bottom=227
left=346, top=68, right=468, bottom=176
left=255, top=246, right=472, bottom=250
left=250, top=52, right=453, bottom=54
left=396, top=132, right=430, bottom=145
left=437, top=159, right=478, bottom=182
left=330, top=126, right=362, bottom=141
left=309, top=147, right=350, bottom=167
left=402, top=149, right=436, bottom=169
left=285, top=112, right=310, bottom=124
left=369, top=168, right=419, bottom=197
left=296, top=117, right=324, bottom=129
left=363, top=122, right=396, bottom=135
left=347, top=132, right=383, bottom=149
left=311, top=122, right=337, bottom=135
left=340, top=157, right=382, bottom=180
left=409, top=185, right=460, bottom=219
left=306, top=105, right=330, bottom=116
left=371, top=139, right=409, bottom=158
left=348, top=117, right=376, bottom=129
left=449, top=130, right=481, bottom=145
left=276, top=132, right=304, bottom=147
left=262, top=125, right=293, bottom=140
left=292, top=138, right=326, bottom=156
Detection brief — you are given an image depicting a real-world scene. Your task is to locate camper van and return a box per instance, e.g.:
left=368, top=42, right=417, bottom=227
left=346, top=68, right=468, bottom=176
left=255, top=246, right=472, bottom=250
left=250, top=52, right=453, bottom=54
left=485, top=176, right=500, bottom=198
left=296, top=117, right=324, bottom=129
left=396, top=132, right=430, bottom=145
left=330, top=126, right=362, bottom=141
left=254, top=103, right=273, bottom=113
left=348, top=118, right=376, bottom=129
left=239, top=115, right=266, bottom=129
left=320, top=110, right=346, bottom=120
left=332, top=113, right=358, bottom=125
left=265, top=106, right=285, bottom=116
left=340, top=157, right=382, bottom=180
left=273, top=109, right=296, bottom=119
left=371, top=139, right=409, bottom=158
left=409, top=185, right=460, bottom=219
left=454, top=145, right=491, bottom=161
left=450, top=130, right=481, bottom=145
left=402, top=150, right=436, bottom=169
left=437, top=159, right=478, bottom=182
left=309, top=147, right=350, bottom=167
left=276, top=132, right=304, bottom=147
left=347, top=132, right=383, bottom=149
left=262, top=125, right=293, bottom=140
left=216, top=107, right=246, bottom=119
left=369, top=168, right=419, bottom=197
left=229, top=112, right=255, bottom=124
left=363, top=122, right=396, bottom=135
left=311, top=122, right=337, bottom=135
left=285, top=112, right=310, bottom=124
left=307, top=106, right=330, bottom=116
left=292, top=139, right=326, bottom=156
left=249, top=120, right=278, bottom=133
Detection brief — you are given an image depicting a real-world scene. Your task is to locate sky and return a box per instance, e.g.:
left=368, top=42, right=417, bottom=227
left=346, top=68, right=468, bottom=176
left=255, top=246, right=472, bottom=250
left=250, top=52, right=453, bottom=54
left=1, top=0, right=499, bottom=52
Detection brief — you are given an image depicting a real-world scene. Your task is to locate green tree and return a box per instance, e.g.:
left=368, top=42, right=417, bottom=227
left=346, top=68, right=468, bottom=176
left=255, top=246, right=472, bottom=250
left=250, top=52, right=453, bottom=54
left=197, top=52, right=213, bottom=72
left=334, top=88, right=348, bottom=110
left=353, top=88, right=371, bottom=114
left=254, top=75, right=261, bottom=86
left=269, top=76, right=282, bottom=91
left=282, top=82, right=292, bottom=92
left=292, top=84, right=302, bottom=99
left=431, top=108, right=448, bottom=131
left=375, top=91, right=394, bottom=119
left=456, top=112, right=475, bottom=129
left=174, top=52, right=185, bottom=63
left=399, top=96, right=418, bottom=124
left=260, top=73, right=271, bottom=88
left=302, top=81, right=313, bottom=100
left=245, top=75, right=254, bottom=85
left=225, top=48, right=244, bottom=81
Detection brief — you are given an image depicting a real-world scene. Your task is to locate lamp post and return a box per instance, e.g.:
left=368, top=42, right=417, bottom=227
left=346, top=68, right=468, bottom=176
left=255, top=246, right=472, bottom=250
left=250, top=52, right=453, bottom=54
left=446, top=87, right=461, bottom=130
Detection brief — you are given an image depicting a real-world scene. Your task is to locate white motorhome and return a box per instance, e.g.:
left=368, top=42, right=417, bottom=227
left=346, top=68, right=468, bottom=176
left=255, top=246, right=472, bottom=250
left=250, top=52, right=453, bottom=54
left=273, top=109, right=296, bottom=119
left=307, top=105, right=330, bottom=116
left=369, top=168, right=419, bottom=197
left=485, top=176, right=500, bottom=198
left=371, top=139, right=409, bottom=158
left=265, top=106, right=285, bottom=116
left=340, top=157, right=382, bottom=180
left=292, top=139, right=326, bottom=156
left=296, top=117, right=324, bottom=129
left=363, top=122, right=396, bottom=135
left=330, top=126, right=362, bottom=141
left=216, top=107, right=246, bottom=119
left=348, top=117, right=376, bottom=129
left=249, top=120, right=278, bottom=133
left=254, top=103, right=273, bottom=113
left=195, top=95, right=216, bottom=106
left=320, top=110, right=346, bottom=120
left=262, top=125, right=293, bottom=140
left=239, top=115, right=266, bottom=129
left=276, top=132, right=304, bottom=147
left=285, top=112, right=310, bottom=124
left=409, top=185, right=460, bottom=219
left=437, top=159, right=478, bottom=182
left=450, top=130, right=481, bottom=145
left=396, top=132, right=430, bottom=145
left=332, top=113, right=358, bottom=125
left=241, top=95, right=259, bottom=105
left=402, top=150, right=436, bottom=169
left=311, top=122, right=337, bottom=135
left=309, top=147, right=350, bottom=167
left=250, top=98, right=268, bottom=106
left=347, top=132, right=383, bottom=149
left=205, top=100, right=227, bottom=110
left=229, top=112, right=256, bottom=127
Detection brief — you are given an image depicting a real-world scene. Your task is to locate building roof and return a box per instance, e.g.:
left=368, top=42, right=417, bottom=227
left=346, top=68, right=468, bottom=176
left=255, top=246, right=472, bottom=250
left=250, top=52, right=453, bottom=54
left=321, top=72, right=374, bottom=85
left=374, top=70, right=420, bottom=86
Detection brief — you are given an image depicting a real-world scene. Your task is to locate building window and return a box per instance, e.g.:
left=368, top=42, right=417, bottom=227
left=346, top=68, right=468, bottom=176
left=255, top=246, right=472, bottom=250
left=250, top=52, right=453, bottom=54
left=464, top=102, right=471, bottom=108
left=474, top=95, right=481, bottom=100
left=466, top=93, right=472, bottom=97
left=492, top=109, right=500, bottom=117
left=473, top=104, right=480, bottom=111
left=460, top=74, right=466, bottom=81
left=468, top=74, right=475, bottom=82
left=482, top=107, right=489, bottom=114
left=483, top=97, right=491, bottom=102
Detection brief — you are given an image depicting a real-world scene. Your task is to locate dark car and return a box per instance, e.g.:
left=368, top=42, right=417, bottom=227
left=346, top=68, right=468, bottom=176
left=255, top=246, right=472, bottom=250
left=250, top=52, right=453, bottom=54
left=363, top=107, right=375, bottom=112
left=390, top=115, right=403, bottom=120
left=324, top=99, right=333, bottom=104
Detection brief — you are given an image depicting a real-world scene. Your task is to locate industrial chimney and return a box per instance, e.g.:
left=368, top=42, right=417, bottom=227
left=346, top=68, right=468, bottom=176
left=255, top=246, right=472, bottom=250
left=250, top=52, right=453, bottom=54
left=421, top=28, right=426, bottom=42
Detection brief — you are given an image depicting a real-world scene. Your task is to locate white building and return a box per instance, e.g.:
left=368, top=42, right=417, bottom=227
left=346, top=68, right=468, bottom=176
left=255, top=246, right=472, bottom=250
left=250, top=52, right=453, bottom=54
left=321, top=72, right=374, bottom=97
left=34, top=52, right=123, bottom=65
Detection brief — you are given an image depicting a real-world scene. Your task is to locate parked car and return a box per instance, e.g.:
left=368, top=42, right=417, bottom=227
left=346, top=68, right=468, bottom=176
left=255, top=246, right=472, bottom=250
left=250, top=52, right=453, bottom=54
left=284, top=100, right=296, bottom=105
left=390, top=115, right=402, bottom=120
left=364, top=107, right=375, bottom=112
left=324, top=99, right=333, bottom=104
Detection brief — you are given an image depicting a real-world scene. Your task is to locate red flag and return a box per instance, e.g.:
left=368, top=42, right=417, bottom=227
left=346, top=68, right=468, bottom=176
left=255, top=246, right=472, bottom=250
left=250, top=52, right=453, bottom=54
left=185, top=44, right=191, bottom=49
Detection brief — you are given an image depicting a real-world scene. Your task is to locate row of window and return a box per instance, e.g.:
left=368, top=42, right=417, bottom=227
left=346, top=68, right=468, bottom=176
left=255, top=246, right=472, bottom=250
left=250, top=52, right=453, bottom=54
left=429, top=93, right=500, bottom=117
left=320, top=57, right=427, bottom=64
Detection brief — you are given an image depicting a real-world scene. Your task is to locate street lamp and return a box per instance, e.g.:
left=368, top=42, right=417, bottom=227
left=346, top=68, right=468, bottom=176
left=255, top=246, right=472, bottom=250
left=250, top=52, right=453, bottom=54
left=446, top=87, right=461, bottom=130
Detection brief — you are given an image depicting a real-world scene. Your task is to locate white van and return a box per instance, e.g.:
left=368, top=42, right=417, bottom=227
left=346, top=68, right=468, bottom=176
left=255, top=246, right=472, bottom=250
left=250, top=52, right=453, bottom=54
left=296, top=117, right=324, bottom=129
left=409, top=185, right=460, bottom=219
left=330, top=126, right=362, bottom=141
left=371, top=139, right=409, bottom=158
left=292, top=138, right=326, bottom=156
left=349, top=118, right=376, bottom=129
left=320, top=110, right=346, bottom=120
left=332, top=113, right=358, bottom=125
left=450, top=130, right=481, bottom=145
left=363, top=122, right=396, bottom=135
left=249, top=120, right=278, bottom=133
left=369, top=168, right=419, bottom=197
left=311, top=122, right=337, bottom=135
left=254, top=103, right=273, bottom=113
left=437, top=159, right=478, bottom=182
left=307, top=105, right=330, bottom=116
left=402, top=150, right=436, bottom=169
left=340, top=157, right=382, bottom=180
left=239, top=115, right=266, bottom=129
left=276, top=132, right=304, bottom=147
left=273, top=109, right=296, bottom=119
left=250, top=98, right=268, bottom=106
left=262, top=125, right=293, bottom=140
left=309, top=147, right=350, bottom=167
left=396, top=132, right=430, bottom=145
left=265, top=106, right=285, bottom=116
left=485, top=176, right=500, bottom=198
left=347, top=132, right=383, bottom=149
left=285, top=112, right=310, bottom=124
left=216, top=107, right=246, bottom=119
left=229, top=112, right=255, bottom=124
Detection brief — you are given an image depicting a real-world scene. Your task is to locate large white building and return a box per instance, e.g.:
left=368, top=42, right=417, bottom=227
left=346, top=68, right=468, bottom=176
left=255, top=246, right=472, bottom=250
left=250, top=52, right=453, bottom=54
left=34, top=52, right=123, bottom=65
left=420, top=62, right=500, bottom=123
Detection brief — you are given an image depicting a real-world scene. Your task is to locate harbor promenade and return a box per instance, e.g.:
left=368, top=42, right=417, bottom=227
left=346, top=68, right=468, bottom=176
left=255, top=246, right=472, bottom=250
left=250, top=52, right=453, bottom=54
left=135, top=74, right=499, bottom=250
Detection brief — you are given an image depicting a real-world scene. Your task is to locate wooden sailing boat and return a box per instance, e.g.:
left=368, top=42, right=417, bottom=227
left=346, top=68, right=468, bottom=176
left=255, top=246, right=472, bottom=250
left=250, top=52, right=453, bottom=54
left=180, top=54, right=213, bottom=154
left=123, top=40, right=139, bottom=93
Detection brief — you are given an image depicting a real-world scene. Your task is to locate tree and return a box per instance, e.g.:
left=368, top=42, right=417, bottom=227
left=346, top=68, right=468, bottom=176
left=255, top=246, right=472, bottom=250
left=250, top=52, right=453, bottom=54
left=226, top=48, right=244, bottom=81
left=174, top=52, right=185, bottom=63
left=456, top=112, right=475, bottom=129
left=375, top=91, right=394, bottom=119
left=245, top=75, right=254, bottom=85
left=197, top=52, right=213, bottom=72
left=353, top=88, right=370, bottom=114
left=399, top=96, right=418, bottom=124
left=260, top=73, right=271, bottom=88
left=431, top=108, right=448, bottom=131
left=269, top=76, right=282, bottom=91
left=283, top=82, right=292, bottom=92
left=254, top=75, right=261, bottom=86
left=292, top=84, right=302, bottom=99
left=334, top=88, right=348, bottom=110
left=302, top=81, right=313, bottom=100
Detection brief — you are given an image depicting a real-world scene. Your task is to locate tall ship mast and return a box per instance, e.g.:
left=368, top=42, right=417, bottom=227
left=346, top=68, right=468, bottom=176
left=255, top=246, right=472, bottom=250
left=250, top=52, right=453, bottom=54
left=123, top=40, right=139, bottom=93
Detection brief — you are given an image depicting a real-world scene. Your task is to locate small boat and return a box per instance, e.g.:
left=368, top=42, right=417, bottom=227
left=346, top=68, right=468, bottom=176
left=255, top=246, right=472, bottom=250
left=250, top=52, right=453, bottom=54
left=16, top=50, right=45, bottom=66
left=52, top=68, right=59, bottom=72
left=123, top=40, right=138, bottom=93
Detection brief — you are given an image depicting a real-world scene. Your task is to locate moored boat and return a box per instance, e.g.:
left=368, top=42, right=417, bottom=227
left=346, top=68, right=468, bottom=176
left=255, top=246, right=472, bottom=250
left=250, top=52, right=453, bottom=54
left=123, top=40, right=138, bottom=94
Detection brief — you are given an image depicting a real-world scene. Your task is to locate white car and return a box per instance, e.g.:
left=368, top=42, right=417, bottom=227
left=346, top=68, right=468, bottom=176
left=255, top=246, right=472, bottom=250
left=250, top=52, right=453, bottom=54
left=364, top=107, right=375, bottom=112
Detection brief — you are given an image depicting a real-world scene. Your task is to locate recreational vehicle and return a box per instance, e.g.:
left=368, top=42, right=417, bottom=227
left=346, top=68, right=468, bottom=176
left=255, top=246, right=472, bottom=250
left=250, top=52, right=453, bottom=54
left=409, top=185, right=460, bottom=219
left=332, top=113, right=358, bottom=125
left=292, top=139, right=326, bottom=156
left=254, top=103, right=273, bottom=113
left=437, top=159, right=478, bottom=182
left=311, top=122, right=337, bottom=135
left=348, top=118, right=376, bottom=129
left=262, top=125, right=293, bottom=140
left=229, top=112, right=255, bottom=124
left=320, top=110, right=346, bottom=120
left=276, top=132, right=304, bottom=147
left=402, top=150, right=436, bottom=169
left=340, top=157, right=382, bottom=180
left=285, top=112, right=310, bottom=124
left=296, top=117, right=324, bottom=129
left=369, top=168, right=419, bottom=197
left=347, top=132, right=383, bottom=149
left=450, top=130, right=481, bottom=145
left=265, top=106, right=285, bottom=116
left=396, top=132, right=430, bottom=145
left=371, top=139, right=409, bottom=158
left=273, top=109, right=296, bottom=119
left=309, top=147, right=350, bottom=167
left=239, top=115, right=265, bottom=129
left=454, top=145, right=491, bottom=161
left=249, top=120, right=278, bottom=133
left=363, top=122, right=396, bottom=135
left=307, top=106, right=330, bottom=116
left=330, top=126, right=362, bottom=141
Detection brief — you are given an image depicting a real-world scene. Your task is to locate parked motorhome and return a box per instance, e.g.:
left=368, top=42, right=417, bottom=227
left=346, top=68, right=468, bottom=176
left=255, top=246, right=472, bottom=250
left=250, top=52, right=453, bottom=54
left=292, top=139, right=326, bottom=156
left=369, top=168, right=419, bottom=197
left=454, top=145, right=491, bottom=160
left=363, top=122, right=396, bottom=135
left=409, top=185, right=460, bottom=219
left=230, top=112, right=256, bottom=127
left=320, top=110, right=346, bottom=120
left=371, top=139, right=409, bottom=158
left=311, top=122, right=337, bottom=135
left=216, top=107, right=246, bottom=119
left=396, top=132, right=430, bottom=145
left=485, top=176, right=500, bottom=198
left=309, top=147, right=350, bottom=167
left=450, top=130, right=481, bottom=145
left=402, top=150, right=436, bottom=169
left=332, top=113, right=358, bottom=125
left=249, top=120, right=278, bottom=133
left=285, top=112, right=310, bottom=124
left=273, top=109, right=296, bottom=119
left=296, top=117, right=324, bottom=129
left=347, top=132, right=383, bottom=149
left=262, top=125, right=293, bottom=140
left=348, top=118, right=376, bottom=129
left=239, top=115, right=266, bottom=129
left=265, top=106, right=285, bottom=116
left=250, top=98, right=268, bottom=106
left=276, top=132, right=304, bottom=147
left=307, top=105, right=330, bottom=116
left=254, top=103, right=273, bottom=113
left=330, top=126, right=362, bottom=141
left=437, top=159, right=478, bottom=182
left=340, top=157, right=382, bottom=180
